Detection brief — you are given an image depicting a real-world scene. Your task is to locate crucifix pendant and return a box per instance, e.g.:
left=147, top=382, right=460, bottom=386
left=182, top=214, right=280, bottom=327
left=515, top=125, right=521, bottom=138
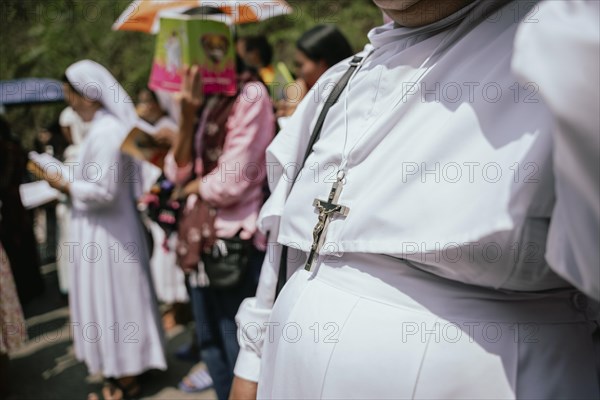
left=305, top=172, right=349, bottom=271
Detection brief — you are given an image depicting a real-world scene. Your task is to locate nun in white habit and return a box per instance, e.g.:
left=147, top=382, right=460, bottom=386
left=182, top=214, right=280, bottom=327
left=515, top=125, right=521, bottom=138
left=46, top=60, right=167, bottom=398
left=231, top=1, right=600, bottom=399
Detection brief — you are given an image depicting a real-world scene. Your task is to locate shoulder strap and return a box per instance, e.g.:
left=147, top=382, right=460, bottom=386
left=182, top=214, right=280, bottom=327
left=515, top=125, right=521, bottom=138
left=298, top=55, right=364, bottom=180
left=275, top=55, right=364, bottom=298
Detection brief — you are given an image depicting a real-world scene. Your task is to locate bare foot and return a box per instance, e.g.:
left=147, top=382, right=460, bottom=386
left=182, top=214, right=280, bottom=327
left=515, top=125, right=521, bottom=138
left=99, top=380, right=118, bottom=400
left=162, top=308, right=177, bottom=332
left=108, top=376, right=141, bottom=400
left=87, top=384, right=116, bottom=400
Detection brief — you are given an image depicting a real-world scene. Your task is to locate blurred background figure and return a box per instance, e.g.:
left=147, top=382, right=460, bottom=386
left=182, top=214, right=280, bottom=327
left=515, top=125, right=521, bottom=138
left=239, top=35, right=275, bottom=87
left=59, top=106, right=89, bottom=148
left=32, top=122, right=67, bottom=267
left=135, top=87, right=189, bottom=332
left=1, top=0, right=387, bottom=397
left=165, top=43, right=275, bottom=400
left=295, top=24, right=354, bottom=90
left=34, top=123, right=68, bottom=159
left=0, top=116, right=44, bottom=307
left=276, top=25, right=354, bottom=119
left=0, top=116, right=30, bottom=399
left=55, top=107, right=90, bottom=295
left=137, top=88, right=178, bottom=147
left=0, top=240, right=28, bottom=398
left=41, top=60, right=167, bottom=400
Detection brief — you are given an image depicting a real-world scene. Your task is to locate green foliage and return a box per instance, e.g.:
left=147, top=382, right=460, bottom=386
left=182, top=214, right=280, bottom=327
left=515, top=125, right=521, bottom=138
left=237, top=0, right=383, bottom=67
left=0, top=0, right=154, bottom=146
left=0, top=0, right=382, bottom=146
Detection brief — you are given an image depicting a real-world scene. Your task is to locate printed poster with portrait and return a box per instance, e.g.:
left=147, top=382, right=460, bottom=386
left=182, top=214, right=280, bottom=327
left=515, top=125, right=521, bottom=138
left=149, top=16, right=236, bottom=95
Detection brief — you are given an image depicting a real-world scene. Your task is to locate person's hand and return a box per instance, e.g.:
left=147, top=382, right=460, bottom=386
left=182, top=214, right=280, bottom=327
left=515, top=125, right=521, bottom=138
left=179, top=65, right=204, bottom=124
left=154, top=126, right=177, bottom=147
left=172, top=179, right=200, bottom=200
left=182, top=179, right=200, bottom=197
left=28, top=160, right=70, bottom=194
left=276, top=78, right=308, bottom=118
left=229, top=376, right=258, bottom=400
left=275, top=98, right=298, bottom=118
left=46, top=175, right=69, bottom=195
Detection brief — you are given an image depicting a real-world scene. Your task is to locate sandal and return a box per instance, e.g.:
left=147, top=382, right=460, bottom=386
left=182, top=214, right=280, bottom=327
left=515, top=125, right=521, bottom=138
left=178, top=369, right=213, bottom=393
left=86, top=382, right=114, bottom=400
left=104, top=377, right=141, bottom=400
left=86, top=381, right=116, bottom=400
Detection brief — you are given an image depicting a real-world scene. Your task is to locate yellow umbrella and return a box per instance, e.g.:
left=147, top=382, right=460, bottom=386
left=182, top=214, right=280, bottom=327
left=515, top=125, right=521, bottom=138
left=112, top=0, right=293, bottom=33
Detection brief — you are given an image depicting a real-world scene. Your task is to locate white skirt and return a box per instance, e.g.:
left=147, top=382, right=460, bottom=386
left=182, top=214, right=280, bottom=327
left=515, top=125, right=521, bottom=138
left=69, top=213, right=167, bottom=378
left=258, top=253, right=599, bottom=399
left=148, top=222, right=188, bottom=304
left=56, top=202, right=71, bottom=294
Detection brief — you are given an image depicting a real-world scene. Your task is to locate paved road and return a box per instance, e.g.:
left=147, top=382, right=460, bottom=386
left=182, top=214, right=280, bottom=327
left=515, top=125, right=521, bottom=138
left=7, top=264, right=217, bottom=399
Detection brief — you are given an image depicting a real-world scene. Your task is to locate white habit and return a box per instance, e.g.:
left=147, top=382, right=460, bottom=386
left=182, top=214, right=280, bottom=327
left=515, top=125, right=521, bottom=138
left=56, top=106, right=90, bottom=294
left=147, top=115, right=188, bottom=304
left=66, top=60, right=167, bottom=378
left=234, top=1, right=600, bottom=398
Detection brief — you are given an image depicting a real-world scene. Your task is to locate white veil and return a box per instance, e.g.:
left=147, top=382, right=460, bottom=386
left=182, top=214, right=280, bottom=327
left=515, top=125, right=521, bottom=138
left=65, top=59, right=161, bottom=196
left=65, top=59, right=138, bottom=137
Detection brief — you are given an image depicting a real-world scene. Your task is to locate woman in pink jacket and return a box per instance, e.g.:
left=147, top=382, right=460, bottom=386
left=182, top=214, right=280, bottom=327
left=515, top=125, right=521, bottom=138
left=164, top=57, right=275, bottom=399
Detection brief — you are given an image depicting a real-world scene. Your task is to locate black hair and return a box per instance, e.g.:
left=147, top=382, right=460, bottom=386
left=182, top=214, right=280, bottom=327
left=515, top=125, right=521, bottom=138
left=236, top=53, right=258, bottom=77
left=61, top=72, right=82, bottom=96
left=139, top=87, right=160, bottom=104
left=296, top=25, right=354, bottom=68
left=244, top=35, right=273, bottom=67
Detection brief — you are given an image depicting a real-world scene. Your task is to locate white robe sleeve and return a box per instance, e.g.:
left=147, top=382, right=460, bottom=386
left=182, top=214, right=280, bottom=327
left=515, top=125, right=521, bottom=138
left=69, top=122, right=123, bottom=211
left=232, top=96, right=315, bottom=381
left=512, top=0, right=600, bottom=300
left=233, top=224, right=282, bottom=382
left=234, top=219, right=308, bottom=381
left=232, top=63, right=346, bottom=380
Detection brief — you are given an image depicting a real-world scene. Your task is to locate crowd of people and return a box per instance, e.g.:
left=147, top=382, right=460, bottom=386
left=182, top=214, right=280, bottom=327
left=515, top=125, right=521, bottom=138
left=1, top=1, right=599, bottom=399
left=1, top=5, right=355, bottom=397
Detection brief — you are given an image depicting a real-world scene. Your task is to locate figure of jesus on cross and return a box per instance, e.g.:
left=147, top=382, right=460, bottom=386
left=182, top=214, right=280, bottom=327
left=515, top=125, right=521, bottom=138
left=305, top=173, right=350, bottom=271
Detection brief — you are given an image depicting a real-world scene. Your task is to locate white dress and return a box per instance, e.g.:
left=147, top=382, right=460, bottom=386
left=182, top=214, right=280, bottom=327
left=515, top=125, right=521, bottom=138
left=234, top=1, right=600, bottom=398
left=148, top=223, right=188, bottom=304
left=68, top=109, right=167, bottom=378
left=56, top=106, right=89, bottom=294
left=147, top=115, right=188, bottom=304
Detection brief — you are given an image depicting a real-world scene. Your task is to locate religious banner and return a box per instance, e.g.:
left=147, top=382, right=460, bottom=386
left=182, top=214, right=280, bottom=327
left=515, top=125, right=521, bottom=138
left=27, top=151, right=70, bottom=184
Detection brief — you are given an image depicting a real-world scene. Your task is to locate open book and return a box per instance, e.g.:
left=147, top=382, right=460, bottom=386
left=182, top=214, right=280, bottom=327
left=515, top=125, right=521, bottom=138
left=19, top=181, right=61, bottom=209
left=149, top=15, right=236, bottom=95
left=24, top=152, right=68, bottom=208
left=27, top=151, right=70, bottom=183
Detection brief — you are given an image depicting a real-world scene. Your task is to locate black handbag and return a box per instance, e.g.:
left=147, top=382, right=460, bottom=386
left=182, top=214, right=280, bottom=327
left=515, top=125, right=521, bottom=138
left=202, top=235, right=252, bottom=288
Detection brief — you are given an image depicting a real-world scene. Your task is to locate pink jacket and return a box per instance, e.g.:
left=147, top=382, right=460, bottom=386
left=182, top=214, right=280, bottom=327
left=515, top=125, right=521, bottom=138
left=164, top=82, right=275, bottom=249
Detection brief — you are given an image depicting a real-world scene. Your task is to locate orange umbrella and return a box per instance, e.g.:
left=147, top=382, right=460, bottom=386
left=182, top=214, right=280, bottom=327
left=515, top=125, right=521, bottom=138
left=112, top=0, right=293, bottom=33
